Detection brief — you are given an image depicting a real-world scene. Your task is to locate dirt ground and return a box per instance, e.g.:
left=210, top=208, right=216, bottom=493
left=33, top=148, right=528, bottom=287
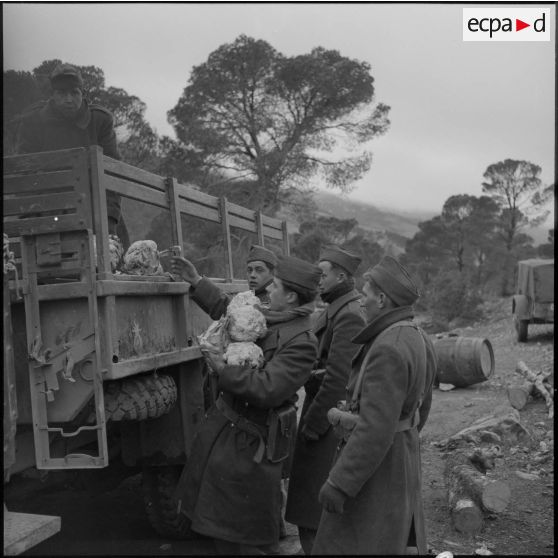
left=418, top=297, right=554, bottom=556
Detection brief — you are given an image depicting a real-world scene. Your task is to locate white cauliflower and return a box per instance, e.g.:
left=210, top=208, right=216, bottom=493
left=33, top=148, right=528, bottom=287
left=228, top=305, right=267, bottom=342
left=226, top=291, right=261, bottom=314
left=224, top=342, right=263, bottom=368
left=122, top=240, right=163, bottom=275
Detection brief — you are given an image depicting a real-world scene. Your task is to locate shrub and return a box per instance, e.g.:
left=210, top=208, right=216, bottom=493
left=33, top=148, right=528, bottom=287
left=428, top=270, right=484, bottom=323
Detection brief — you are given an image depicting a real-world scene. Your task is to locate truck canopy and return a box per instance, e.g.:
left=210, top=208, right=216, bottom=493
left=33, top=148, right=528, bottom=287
left=516, top=259, right=554, bottom=303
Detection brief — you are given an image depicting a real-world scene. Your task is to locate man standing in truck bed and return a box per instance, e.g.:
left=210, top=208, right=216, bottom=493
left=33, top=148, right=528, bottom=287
left=15, top=62, right=126, bottom=243
left=286, top=245, right=365, bottom=554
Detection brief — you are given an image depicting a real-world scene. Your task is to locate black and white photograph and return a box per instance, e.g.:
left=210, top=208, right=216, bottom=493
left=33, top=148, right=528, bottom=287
left=3, top=2, right=555, bottom=556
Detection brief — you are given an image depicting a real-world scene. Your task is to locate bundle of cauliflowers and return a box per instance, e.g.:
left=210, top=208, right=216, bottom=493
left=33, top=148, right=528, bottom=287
left=198, top=291, right=267, bottom=370
left=122, top=240, right=163, bottom=275
left=226, top=291, right=267, bottom=342
left=224, top=342, right=264, bottom=368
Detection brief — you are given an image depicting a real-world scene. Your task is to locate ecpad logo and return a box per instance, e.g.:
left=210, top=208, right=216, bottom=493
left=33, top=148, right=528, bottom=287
left=463, top=8, right=551, bottom=41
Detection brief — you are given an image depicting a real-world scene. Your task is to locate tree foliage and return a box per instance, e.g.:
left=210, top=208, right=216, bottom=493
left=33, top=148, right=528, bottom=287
left=482, top=159, right=550, bottom=250
left=168, top=35, right=390, bottom=215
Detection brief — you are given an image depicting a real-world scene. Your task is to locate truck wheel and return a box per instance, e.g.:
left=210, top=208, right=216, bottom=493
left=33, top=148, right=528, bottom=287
left=104, top=374, right=177, bottom=421
left=142, top=465, right=199, bottom=539
left=514, top=316, right=529, bottom=342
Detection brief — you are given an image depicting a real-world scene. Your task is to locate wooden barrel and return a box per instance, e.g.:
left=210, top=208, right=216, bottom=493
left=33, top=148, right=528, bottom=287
left=432, top=336, right=494, bottom=387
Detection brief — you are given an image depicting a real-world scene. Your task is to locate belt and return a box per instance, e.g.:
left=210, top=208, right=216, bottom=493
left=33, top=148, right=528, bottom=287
left=337, top=409, right=420, bottom=451
left=215, top=396, right=267, bottom=464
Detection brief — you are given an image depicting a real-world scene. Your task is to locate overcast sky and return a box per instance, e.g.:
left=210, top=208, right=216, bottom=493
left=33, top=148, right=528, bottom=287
left=3, top=2, right=555, bottom=218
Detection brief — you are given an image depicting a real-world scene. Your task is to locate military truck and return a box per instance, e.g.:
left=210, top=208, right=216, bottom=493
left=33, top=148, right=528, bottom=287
left=3, top=146, right=289, bottom=539
left=512, top=258, right=554, bottom=342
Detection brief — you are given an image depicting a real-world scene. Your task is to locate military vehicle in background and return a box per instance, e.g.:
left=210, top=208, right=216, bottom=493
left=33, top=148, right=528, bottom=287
left=512, top=259, right=554, bottom=342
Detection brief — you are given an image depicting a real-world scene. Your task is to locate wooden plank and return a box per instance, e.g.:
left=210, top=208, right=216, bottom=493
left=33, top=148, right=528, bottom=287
left=281, top=220, right=290, bottom=254
left=262, top=225, right=284, bottom=241
left=4, top=511, right=61, bottom=556
left=228, top=201, right=256, bottom=220
left=178, top=197, right=220, bottom=222
left=3, top=193, right=81, bottom=216
left=175, top=181, right=219, bottom=207
left=89, top=148, right=111, bottom=278
left=103, top=174, right=168, bottom=208
left=109, top=274, right=176, bottom=282
left=220, top=197, right=234, bottom=281
left=3, top=171, right=76, bottom=195
left=96, top=280, right=191, bottom=297
left=255, top=211, right=265, bottom=245
left=103, top=156, right=167, bottom=190
left=3, top=147, right=85, bottom=174
left=34, top=282, right=90, bottom=301
left=261, top=214, right=285, bottom=229
left=167, top=177, right=184, bottom=248
left=109, top=347, right=203, bottom=379
left=3, top=214, right=86, bottom=237
left=228, top=213, right=258, bottom=233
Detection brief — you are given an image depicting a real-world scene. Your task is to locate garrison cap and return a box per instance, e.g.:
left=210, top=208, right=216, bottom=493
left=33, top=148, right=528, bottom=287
left=319, top=245, right=362, bottom=275
left=367, top=256, right=419, bottom=306
left=247, top=245, right=277, bottom=268
left=276, top=255, right=321, bottom=291
left=50, top=63, right=84, bottom=90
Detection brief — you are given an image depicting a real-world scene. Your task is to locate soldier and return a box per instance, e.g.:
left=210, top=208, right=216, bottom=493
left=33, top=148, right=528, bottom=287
left=285, top=245, right=365, bottom=554
left=312, top=256, right=437, bottom=555
left=175, top=244, right=277, bottom=318
left=15, top=63, right=126, bottom=242
left=172, top=255, right=321, bottom=554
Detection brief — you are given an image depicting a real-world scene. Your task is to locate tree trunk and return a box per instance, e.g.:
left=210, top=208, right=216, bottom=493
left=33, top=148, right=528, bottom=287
left=507, top=380, right=534, bottom=410
left=516, top=361, right=554, bottom=418
left=445, top=452, right=511, bottom=534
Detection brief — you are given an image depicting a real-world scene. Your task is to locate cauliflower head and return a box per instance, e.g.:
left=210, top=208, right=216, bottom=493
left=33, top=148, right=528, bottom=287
left=224, top=342, right=264, bottom=368
left=227, top=291, right=261, bottom=315
left=122, top=240, right=163, bottom=275
left=228, top=305, right=267, bottom=342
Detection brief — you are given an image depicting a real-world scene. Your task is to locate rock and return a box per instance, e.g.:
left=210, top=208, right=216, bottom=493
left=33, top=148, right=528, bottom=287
left=515, top=471, right=540, bottom=481
left=439, top=383, right=456, bottom=391
left=475, top=543, right=493, bottom=555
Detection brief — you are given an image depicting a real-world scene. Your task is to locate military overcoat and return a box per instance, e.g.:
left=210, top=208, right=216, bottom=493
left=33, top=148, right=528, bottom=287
left=285, top=290, right=364, bottom=530
left=15, top=98, right=122, bottom=222
left=176, top=279, right=318, bottom=545
left=312, top=306, right=437, bottom=555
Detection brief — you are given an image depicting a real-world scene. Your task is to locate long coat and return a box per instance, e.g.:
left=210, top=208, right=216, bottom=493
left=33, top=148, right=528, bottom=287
left=312, top=306, right=437, bottom=555
left=285, top=289, right=364, bottom=530
left=175, top=279, right=318, bottom=545
left=15, top=98, right=122, bottom=223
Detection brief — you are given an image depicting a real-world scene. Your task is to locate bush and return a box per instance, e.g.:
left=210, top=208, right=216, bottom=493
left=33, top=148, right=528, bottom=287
left=427, top=270, right=484, bottom=323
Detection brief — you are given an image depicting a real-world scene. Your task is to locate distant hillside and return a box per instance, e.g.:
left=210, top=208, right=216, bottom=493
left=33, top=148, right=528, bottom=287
left=313, top=191, right=430, bottom=239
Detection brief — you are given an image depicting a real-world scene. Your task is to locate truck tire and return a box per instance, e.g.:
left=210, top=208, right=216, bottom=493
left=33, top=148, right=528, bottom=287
left=142, top=465, right=199, bottom=539
left=104, top=374, right=177, bottom=421
left=514, top=316, right=529, bottom=342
